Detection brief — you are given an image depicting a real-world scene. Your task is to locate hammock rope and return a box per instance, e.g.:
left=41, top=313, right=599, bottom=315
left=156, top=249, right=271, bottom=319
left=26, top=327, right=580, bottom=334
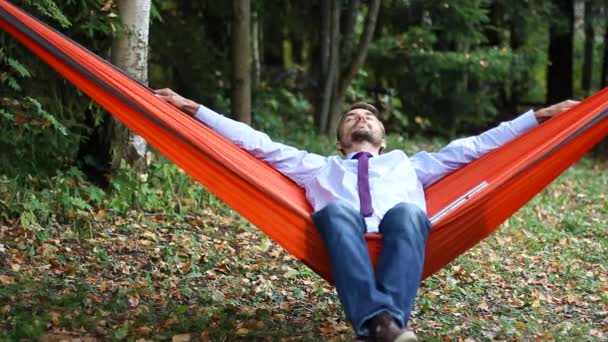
left=1, top=0, right=606, bottom=282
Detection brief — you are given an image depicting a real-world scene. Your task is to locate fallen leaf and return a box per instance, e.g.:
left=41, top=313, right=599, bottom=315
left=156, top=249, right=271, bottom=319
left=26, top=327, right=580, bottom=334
left=101, top=0, right=113, bottom=12
left=0, top=275, right=14, bottom=285
left=236, top=328, right=249, bottom=336
left=171, top=334, right=191, bottom=342
left=128, top=296, right=140, bottom=308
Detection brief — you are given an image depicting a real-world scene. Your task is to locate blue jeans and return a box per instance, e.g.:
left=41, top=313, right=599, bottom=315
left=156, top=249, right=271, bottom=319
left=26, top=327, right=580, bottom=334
left=312, top=200, right=431, bottom=336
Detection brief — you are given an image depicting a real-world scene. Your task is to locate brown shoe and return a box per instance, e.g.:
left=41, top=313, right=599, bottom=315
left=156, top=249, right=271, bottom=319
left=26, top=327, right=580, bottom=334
left=373, top=313, right=418, bottom=342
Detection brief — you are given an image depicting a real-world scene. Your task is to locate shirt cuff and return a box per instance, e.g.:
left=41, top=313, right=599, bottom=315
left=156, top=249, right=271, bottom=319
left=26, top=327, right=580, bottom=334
left=193, top=104, right=222, bottom=126
left=510, top=109, right=538, bottom=134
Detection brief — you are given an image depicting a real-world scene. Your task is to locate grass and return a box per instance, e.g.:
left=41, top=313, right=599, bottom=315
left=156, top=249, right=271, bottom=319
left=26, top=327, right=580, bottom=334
left=0, top=133, right=606, bottom=340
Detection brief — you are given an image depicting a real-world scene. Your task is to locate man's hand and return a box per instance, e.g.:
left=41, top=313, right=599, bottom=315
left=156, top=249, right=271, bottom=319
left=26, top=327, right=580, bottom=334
left=154, top=88, right=201, bottom=116
left=535, top=99, right=580, bottom=124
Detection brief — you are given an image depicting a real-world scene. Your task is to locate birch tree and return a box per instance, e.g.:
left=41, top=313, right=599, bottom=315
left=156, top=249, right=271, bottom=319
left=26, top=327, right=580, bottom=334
left=110, top=0, right=151, bottom=171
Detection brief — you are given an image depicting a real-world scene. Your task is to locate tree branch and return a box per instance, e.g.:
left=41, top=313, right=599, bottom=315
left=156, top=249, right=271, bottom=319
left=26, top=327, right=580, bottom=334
left=337, top=0, right=380, bottom=97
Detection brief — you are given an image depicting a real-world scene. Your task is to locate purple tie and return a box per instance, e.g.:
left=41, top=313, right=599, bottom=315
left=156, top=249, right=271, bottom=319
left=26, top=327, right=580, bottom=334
left=353, top=152, right=374, bottom=217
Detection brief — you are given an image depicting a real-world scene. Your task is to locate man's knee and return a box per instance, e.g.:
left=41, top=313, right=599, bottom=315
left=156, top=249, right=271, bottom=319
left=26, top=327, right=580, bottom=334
left=381, top=202, right=431, bottom=235
left=314, top=200, right=357, bottom=220
left=312, top=200, right=363, bottom=236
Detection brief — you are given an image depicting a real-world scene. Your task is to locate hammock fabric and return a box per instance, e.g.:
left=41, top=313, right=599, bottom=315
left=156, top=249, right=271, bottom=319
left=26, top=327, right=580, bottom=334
left=1, top=1, right=606, bottom=282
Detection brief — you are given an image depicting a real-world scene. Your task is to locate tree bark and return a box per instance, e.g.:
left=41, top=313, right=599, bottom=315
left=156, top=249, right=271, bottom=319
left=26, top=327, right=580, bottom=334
left=231, top=0, right=251, bottom=124
left=109, top=0, right=151, bottom=172
left=251, top=9, right=261, bottom=87
left=315, top=0, right=332, bottom=128
left=582, top=0, right=595, bottom=96
left=602, top=2, right=608, bottom=87
left=546, top=0, right=574, bottom=104
left=319, top=1, right=341, bottom=134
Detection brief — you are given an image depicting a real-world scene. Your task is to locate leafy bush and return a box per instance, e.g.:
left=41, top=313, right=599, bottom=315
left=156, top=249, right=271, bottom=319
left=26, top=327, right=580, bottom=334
left=369, top=27, right=518, bottom=137
left=0, top=0, right=119, bottom=175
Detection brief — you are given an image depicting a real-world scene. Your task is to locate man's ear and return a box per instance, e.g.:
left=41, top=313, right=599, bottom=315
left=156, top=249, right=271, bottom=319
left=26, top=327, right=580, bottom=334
left=336, top=141, right=344, bottom=155
left=379, top=139, right=387, bottom=153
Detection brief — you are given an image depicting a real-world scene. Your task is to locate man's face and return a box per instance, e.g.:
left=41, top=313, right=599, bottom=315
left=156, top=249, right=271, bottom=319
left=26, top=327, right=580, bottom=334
left=336, top=108, right=386, bottom=154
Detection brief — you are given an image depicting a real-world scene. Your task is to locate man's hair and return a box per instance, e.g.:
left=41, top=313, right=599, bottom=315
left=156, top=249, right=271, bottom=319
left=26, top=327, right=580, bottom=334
left=336, top=102, right=382, bottom=141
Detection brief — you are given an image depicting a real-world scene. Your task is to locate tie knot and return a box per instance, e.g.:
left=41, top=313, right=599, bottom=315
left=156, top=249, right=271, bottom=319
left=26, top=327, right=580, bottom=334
left=352, top=152, right=372, bottom=160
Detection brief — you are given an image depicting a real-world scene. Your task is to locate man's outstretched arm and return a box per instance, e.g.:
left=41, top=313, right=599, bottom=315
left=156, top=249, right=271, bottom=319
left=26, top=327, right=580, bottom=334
left=154, top=88, right=326, bottom=187
left=411, top=100, right=579, bottom=188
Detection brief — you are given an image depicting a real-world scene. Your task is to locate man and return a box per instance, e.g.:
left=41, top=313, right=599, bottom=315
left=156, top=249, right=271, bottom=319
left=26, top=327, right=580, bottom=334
left=155, top=88, right=577, bottom=342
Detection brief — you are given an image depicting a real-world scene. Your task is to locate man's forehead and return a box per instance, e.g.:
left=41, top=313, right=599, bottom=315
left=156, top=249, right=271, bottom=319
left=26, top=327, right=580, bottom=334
left=345, top=108, right=374, bottom=116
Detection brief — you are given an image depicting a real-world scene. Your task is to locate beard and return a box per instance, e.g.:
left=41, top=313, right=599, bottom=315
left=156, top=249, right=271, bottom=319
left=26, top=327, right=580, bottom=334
left=351, top=128, right=383, bottom=145
left=338, top=127, right=384, bottom=153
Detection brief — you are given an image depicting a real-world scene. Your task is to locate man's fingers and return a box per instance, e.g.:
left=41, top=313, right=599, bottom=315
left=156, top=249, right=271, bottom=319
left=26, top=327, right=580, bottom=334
left=154, top=88, right=174, bottom=96
left=562, top=99, right=579, bottom=107
left=565, top=100, right=580, bottom=108
left=558, top=100, right=579, bottom=112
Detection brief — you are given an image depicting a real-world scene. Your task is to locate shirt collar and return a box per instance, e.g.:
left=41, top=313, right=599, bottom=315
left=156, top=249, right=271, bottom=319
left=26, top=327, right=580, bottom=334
left=345, top=151, right=379, bottom=159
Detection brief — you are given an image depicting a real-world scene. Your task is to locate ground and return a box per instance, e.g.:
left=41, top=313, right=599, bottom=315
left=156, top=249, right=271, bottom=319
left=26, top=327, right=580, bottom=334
left=0, top=159, right=606, bottom=341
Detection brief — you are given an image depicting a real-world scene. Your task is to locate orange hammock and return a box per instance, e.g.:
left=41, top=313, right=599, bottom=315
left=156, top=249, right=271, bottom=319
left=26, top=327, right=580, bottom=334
left=1, top=1, right=606, bottom=282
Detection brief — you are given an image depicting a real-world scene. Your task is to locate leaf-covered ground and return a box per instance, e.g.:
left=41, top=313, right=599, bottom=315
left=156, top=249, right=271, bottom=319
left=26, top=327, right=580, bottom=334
left=0, top=159, right=606, bottom=341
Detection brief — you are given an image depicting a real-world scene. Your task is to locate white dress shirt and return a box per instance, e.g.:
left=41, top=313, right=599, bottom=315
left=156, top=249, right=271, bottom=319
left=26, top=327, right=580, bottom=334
left=195, top=106, right=538, bottom=232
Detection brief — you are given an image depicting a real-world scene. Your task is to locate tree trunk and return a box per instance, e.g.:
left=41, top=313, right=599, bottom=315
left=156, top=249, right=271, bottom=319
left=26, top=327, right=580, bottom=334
left=251, top=9, right=261, bottom=87
left=231, top=0, right=251, bottom=124
left=546, top=0, right=574, bottom=104
left=318, top=1, right=341, bottom=134
left=507, top=15, right=527, bottom=113
left=313, top=0, right=381, bottom=135
left=484, top=1, right=502, bottom=46
left=582, top=0, right=595, bottom=96
left=315, top=0, right=332, bottom=129
left=109, top=0, right=151, bottom=172
left=262, top=5, right=283, bottom=68
left=316, top=0, right=342, bottom=134
left=494, top=7, right=532, bottom=124
left=341, top=0, right=361, bottom=62
left=602, top=3, right=608, bottom=87
left=328, top=0, right=381, bottom=135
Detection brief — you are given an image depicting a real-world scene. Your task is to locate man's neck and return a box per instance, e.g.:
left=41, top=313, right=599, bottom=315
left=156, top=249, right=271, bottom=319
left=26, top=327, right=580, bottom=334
left=343, top=142, right=380, bottom=157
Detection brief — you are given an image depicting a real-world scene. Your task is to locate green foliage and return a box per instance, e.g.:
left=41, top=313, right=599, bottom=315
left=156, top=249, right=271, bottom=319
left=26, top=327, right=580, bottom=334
left=0, top=0, right=120, bottom=175
left=368, top=1, right=533, bottom=136
left=371, top=40, right=512, bottom=134
left=0, top=155, right=231, bottom=240
left=19, top=0, right=70, bottom=28
left=3, top=0, right=602, bottom=178
left=148, top=2, right=231, bottom=106
left=428, top=0, right=491, bottom=49
left=250, top=86, right=341, bottom=156
left=108, top=156, right=226, bottom=216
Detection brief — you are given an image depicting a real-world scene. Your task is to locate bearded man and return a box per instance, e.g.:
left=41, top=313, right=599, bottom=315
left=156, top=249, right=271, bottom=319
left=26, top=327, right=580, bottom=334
left=155, top=88, right=576, bottom=342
